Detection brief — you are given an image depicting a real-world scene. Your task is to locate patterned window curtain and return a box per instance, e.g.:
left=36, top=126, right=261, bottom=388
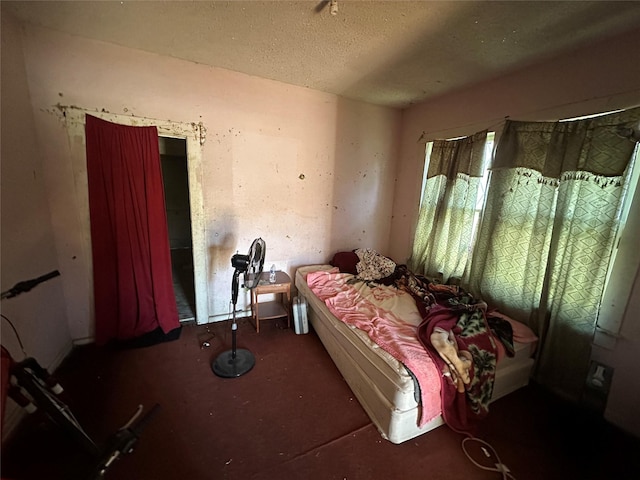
left=409, top=131, right=488, bottom=282
left=467, top=107, right=640, bottom=401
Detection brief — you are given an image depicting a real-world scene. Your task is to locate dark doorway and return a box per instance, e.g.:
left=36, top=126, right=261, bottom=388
left=159, top=137, right=195, bottom=321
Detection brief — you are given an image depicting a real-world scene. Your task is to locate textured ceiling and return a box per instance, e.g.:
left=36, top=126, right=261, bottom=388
left=4, top=1, right=640, bottom=108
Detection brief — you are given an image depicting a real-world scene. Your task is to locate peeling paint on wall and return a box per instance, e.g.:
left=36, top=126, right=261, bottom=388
left=19, top=25, right=400, bottom=333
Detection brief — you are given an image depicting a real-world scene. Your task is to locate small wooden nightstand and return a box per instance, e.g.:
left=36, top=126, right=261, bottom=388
left=250, top=271, right=291, bottom=333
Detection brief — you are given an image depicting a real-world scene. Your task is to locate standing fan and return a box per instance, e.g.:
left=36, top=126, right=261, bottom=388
left=212, top=237, right=266, bottom=378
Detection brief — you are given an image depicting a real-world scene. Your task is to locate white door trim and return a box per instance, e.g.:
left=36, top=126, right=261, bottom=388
left=60, top=107, right=209, bottom=326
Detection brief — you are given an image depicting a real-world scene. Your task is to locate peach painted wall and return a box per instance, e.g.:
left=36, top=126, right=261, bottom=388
left=11, top=21, right=400, bottom=342
left=1, top=13, right=74, bottom=436
left=391, top=27, right=640, bottom=437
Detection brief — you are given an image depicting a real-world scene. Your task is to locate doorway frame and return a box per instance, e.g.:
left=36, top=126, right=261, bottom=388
left=60, top=107, right=209, bottom=326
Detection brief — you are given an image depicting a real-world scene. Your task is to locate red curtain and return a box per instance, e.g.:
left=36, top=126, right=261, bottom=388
left=85, top=115, right=180, bottom=345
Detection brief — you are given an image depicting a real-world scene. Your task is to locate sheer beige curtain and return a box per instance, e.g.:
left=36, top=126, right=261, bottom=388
left=468, top=108, right=640, bottom=401
left=409, top=131, right=488, bottom=282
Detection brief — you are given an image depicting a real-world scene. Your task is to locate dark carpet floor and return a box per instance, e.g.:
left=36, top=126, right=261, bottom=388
left=2, top=320, right=639, bottom=479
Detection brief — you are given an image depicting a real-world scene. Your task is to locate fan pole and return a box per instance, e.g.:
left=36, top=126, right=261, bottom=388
left=212, top=270, right=256, bottom=378
left=231, top=320, right=238, bottom=358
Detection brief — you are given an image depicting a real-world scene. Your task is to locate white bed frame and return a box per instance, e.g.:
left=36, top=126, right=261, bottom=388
left=295, top=265, right=535, bottom=444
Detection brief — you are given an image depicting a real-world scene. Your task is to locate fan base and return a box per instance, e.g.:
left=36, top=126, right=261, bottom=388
left=212, top=349, right=255, bottom=378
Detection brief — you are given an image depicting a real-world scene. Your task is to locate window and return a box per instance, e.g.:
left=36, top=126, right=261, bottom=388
left=411, top=131, right=492, bottom=282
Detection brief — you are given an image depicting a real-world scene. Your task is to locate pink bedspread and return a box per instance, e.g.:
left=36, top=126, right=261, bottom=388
left=306, top=268, right=442, bottom=426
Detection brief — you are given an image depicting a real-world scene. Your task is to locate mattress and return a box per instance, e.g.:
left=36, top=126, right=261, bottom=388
left=295, top=265, right=535, bottom=444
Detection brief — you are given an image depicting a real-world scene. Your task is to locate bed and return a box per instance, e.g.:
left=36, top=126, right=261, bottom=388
left=295, top=261, right=537, bottom=444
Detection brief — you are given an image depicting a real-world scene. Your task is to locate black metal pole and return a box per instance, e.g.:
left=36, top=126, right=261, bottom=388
left=211, top=268, right=255, bottom=378
left=231, top=315, right=237, bottom=360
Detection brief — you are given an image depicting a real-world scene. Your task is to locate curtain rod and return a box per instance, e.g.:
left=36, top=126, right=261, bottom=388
left=415, top=93, right=640, bottom=143
left=55, top=104, right=208, bottom=146
left=417, top=117, right=507, bottom=143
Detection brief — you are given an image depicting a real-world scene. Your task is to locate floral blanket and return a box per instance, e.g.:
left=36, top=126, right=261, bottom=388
left=392, top=265, right=498, bottom=434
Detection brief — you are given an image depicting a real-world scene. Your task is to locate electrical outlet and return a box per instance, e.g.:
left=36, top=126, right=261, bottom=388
left=586, top=361, right=613, bottom=393
left=583, top=360, right=614, bottom=413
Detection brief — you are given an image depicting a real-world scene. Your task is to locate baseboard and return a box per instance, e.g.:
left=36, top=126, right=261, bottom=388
left=72, top=337, right=95, bottom=346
